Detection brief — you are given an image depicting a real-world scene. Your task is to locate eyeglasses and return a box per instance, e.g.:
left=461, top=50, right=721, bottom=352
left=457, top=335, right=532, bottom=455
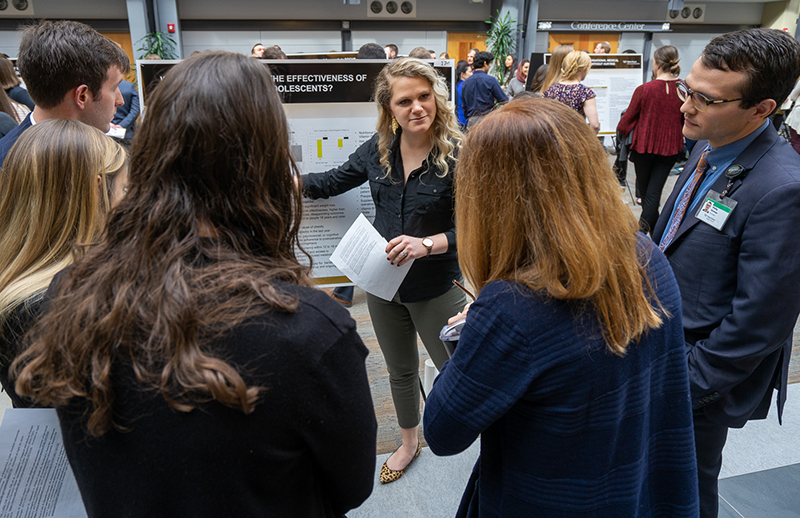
left=677, top=81, right=743, bottom=112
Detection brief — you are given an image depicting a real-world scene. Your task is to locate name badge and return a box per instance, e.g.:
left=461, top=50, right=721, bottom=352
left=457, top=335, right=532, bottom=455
left=695, top=189, right=736, bottom=230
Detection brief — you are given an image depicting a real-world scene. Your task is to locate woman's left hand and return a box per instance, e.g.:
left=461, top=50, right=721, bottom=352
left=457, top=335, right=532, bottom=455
left=386, top=235, right=423, bottom=267
left=448, top=302, right=472, bottom=324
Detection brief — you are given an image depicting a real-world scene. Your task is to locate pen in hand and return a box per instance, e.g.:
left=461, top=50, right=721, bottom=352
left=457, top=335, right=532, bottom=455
left=452, top=279, right=476, bottom=301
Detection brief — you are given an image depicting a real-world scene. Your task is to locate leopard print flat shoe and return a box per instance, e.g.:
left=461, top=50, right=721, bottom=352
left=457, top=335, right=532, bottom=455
left=379, top=441, right=422, bottom=484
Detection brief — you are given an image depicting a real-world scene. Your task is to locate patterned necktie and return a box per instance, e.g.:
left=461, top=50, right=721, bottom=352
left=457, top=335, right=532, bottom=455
left=659, top=148, right=710, bottom=251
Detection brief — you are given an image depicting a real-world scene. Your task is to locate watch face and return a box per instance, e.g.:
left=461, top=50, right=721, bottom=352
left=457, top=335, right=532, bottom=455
left=423, top=238, right=433, bottom=247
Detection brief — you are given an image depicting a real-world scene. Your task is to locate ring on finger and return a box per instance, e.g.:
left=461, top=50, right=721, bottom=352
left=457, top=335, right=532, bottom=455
left=401, top=251, right=408, bottom=257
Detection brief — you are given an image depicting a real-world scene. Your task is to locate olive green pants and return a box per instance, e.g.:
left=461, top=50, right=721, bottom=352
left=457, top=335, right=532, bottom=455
left=366, top=284, right=466, bottom=429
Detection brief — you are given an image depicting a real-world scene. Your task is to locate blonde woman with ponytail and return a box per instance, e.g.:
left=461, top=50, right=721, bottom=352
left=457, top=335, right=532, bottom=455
left=543, top=50, right=600, bottom=133
left=0, top=119, right=126, bottom=407
left=302, top=57, right=465, bottom=484
left=617, top=45, right=685, bottom=234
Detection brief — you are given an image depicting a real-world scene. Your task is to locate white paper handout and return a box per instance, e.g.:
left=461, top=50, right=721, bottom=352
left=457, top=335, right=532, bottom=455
left=330, top=213, right=413, bottom=301
left=105, top=126, right=126, bottom=139
left=0, top=409, right=87, bottom=518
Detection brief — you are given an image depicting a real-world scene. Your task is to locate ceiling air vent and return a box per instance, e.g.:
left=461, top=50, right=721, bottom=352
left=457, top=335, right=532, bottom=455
left=2, top=0, right=33, bottom=15
left=667, top=3, right=705, bottom=23
left=368, top=0, right=415, bottom=18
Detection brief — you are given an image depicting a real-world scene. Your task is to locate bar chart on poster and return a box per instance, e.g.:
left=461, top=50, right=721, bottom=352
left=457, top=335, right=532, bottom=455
left=289, top=118, right=376, bottom=172
left=287, top=110, right=379, bottom=283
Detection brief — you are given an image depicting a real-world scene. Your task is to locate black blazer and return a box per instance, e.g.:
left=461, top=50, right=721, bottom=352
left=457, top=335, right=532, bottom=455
left=652, top=124, right=800, bottom=428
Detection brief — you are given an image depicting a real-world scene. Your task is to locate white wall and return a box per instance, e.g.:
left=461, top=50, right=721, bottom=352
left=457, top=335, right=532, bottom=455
left=0, top=0, right=774, bottom=24
left=0, top=0, right=775, bottom=58
left=177, top=0, right=489, bottom=21
left=183, top=30, right=343, bottom=56
left=540, top=0, right=676, bottom=21
left=0, top=31, right=23, bottom=59
left=653, top=32, right=723, bottom=78
left=18, top=0, right=128, bottom=18
left=700, top=2, right=764, bottom=25
left=539, top=0, right=766, bottom=24
left=181, top=30, right=448, bottom=56
left=352, top=31, right=448, bottom=56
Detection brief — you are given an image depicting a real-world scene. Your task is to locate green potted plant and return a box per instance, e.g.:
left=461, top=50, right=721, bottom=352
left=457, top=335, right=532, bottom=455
left=135, top=31, right=179, bottom=60
left=485, top=10, right=522, bottom=84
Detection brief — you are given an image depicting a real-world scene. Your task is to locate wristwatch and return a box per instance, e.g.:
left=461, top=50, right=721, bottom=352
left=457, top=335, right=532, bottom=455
left=422, top=237, right=434, bottom=257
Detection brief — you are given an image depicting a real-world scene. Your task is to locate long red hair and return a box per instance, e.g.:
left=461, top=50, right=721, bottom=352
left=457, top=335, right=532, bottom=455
left=456, top=98, right=664, bottom=354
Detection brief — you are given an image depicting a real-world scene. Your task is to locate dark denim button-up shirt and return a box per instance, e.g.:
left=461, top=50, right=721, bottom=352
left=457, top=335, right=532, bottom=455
left=302, top=132, right=460, bottom=302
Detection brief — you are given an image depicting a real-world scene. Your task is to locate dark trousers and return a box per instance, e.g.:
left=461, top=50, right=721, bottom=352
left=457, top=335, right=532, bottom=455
left=693, top=411, right=729, bottom=518
left=332, top=286, right=353, bottom=303
left=631, top=151, right=680, bottom=235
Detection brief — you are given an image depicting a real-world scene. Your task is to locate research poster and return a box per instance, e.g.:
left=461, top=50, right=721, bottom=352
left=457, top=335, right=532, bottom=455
left=545, top=54, right=642, bottom=136
left=285, top=105, right=379, bottom=283
left=136, top=59, right=455, bottom=285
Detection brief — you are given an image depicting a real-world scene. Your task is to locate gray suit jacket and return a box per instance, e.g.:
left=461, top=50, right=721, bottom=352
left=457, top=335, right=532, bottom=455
left=652, top=124, right=800, bottom=428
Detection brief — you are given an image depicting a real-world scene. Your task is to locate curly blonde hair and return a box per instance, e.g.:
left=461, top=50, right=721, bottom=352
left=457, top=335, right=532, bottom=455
left=373, top=58, right=462, bottom=179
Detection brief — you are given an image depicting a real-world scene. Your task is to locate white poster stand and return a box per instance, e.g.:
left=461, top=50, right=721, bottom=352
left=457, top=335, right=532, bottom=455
left=585, top=54, right=643, bottom=136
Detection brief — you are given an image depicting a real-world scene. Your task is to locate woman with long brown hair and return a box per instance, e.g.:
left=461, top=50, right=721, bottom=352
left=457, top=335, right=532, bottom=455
left=302, top=57, right=465, bottom=484
left=0, top=87, right=29, bottom=124
left=14, top=51, right=377, bottom=517
left=424, top=98, right=699, bottom=517
left=0, top=56, right=34, bottom=110
left=505, top=58, right=529, bottom=98
left=0, top=119, right=126, bottom=408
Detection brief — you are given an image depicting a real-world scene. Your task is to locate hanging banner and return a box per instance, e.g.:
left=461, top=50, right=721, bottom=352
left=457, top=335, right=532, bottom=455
left=137, top=59, right=454, bottom=106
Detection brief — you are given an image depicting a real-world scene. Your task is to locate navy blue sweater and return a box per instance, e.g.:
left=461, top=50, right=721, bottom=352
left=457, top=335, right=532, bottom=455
left=424, top=237, right=699, bottom=517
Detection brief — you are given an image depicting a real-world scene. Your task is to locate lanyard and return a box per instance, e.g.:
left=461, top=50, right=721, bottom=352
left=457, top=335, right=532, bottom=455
left=719, top=164, right=748, bottom=198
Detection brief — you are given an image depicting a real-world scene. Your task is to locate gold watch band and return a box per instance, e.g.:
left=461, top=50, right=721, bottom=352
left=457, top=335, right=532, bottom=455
left=423, top=237, right=434, bottom=257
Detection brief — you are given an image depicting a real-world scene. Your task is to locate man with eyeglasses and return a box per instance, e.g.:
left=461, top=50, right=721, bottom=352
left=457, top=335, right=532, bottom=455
left=652, top=28, right=800, bottom=518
